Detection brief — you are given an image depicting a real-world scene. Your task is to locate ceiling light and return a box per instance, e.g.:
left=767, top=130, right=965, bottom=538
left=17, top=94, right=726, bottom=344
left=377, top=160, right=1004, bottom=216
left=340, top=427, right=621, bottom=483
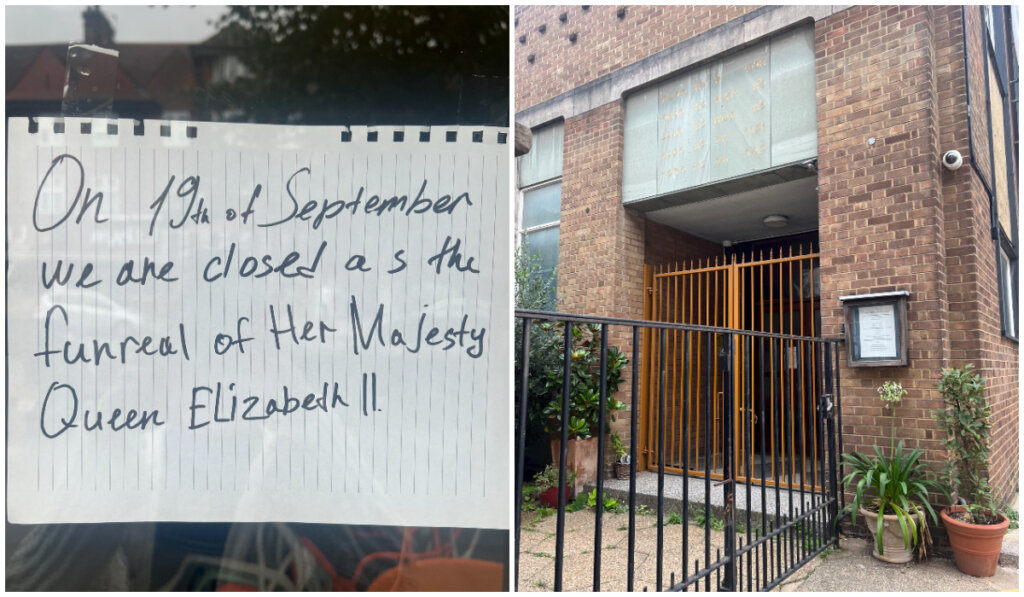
left=763, top=214, right=789, bottom=228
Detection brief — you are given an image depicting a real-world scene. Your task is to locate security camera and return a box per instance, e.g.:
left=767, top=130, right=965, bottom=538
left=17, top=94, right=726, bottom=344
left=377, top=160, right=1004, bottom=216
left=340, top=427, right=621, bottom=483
left=942, top=150, right=963, bottom=171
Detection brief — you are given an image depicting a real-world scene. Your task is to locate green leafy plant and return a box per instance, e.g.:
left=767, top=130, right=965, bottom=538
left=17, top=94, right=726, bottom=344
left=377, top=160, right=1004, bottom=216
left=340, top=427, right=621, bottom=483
left=583, top=489, right=621, bottom=512
left=566, top=491, right=589, bottom=513
left=610, top=432, right=630, bottom=464
left=694, top=511, right=724, bottom=532
left=531, top=464, right=577, bottom=495
left=539, top=322, right=628, bottom=439
left=665, top=512, right=683, bottom=526
left=932, top=364, right=1005, bottom=525
left=513, top=243, right=562, bottom=437
left=840, top=380, right=946, bottom=556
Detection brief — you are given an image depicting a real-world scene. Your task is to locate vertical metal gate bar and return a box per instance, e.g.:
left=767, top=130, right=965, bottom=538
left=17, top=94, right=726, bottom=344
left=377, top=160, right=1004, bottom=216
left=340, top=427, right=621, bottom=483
left=554, top=322, right=572, bottom=592
left=758, top=335, right=768, bottom=590
left=688, top=270, right=695, bottom=473
left=646, top=268, right=658, bottom=471
left=642, top=266, right=653, bottom=474
left=716, top=264, right=723, bottom=475
left=771, top=337, right=782, bottom=579
left=628, top=327, right=640, bottom=592
left=833, top=343, right=844, bottom=513
left=681, top=329, right=690, bottom=592
left=767, top=253, right=776, bottom=481
left=832, top=344, right=843, bottom=514
left=657, top=328, right=667, bottom=592
left=809, top=257, right=819, bottom=490
left=812, top=341, right=822, bottom=547
left=786, top=253, right=794, bottom=495
left=787, top=249, right=795, bottom=489
left=703, top=331, right=712, bottom=592
left=744, top=334, right=753, bottom=591
left=722, top=333, right=736, bottom=591
left=593, top=325, right=609, bottom=591
left=514, top=317, right=531, bottom=589
left=697, top=267, right=704, bottom=474
left=673, top=270, right=680, bottom=469
left=786, top=337, right=796, bottom=571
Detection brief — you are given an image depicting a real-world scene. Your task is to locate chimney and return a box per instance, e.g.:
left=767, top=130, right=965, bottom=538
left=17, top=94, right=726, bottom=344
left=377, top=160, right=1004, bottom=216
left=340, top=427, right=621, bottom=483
left=83, top=6, right=114, bottom=47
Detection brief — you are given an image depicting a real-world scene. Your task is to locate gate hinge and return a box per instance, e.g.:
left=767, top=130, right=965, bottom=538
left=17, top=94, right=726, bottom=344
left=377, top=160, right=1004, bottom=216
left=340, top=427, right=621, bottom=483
left=647, top=286, right=654, bottom=296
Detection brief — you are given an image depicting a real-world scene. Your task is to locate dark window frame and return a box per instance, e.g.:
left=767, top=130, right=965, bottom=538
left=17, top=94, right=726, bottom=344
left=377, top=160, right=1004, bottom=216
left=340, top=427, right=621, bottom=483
left=982, top=5, right=1019, bottom=340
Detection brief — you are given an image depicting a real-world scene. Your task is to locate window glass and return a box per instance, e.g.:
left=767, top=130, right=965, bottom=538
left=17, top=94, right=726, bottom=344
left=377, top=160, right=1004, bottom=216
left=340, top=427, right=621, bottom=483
left=518, top=122, right=563, bottom=187
left=523, top=226, right=561, bottom=308
left=989, top=62, right=1013, bottom=238
left=1000, top=245, right=1018, bottom=339
left=522, top=182, right=562, bottom=229
left=622, top=26, right=815, bottom=204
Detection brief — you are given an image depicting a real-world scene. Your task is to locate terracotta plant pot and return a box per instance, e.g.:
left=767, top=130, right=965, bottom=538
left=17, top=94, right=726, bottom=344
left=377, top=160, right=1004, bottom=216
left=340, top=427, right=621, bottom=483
left=550, top=437, right=598, bottom=496
left=538, top=485, right=571, bottom=508
left=941, top=506, right=1009, bottom=577
left=860, top=506, right=926, bottom=563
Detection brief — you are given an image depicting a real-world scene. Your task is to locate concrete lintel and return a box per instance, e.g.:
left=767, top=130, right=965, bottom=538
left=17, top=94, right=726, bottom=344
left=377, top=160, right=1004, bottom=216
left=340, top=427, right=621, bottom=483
left=517, top=5, right=852, bottom=128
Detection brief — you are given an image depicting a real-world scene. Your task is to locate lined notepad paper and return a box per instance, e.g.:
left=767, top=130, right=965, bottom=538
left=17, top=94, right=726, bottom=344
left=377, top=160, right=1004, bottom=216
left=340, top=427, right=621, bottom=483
left=7, top=118, right=510, bottom=527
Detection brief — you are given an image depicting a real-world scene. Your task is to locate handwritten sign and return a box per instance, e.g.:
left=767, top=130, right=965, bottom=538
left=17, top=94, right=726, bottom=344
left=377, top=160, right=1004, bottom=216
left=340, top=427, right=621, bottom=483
left=6, top=118, right=510, bottom=528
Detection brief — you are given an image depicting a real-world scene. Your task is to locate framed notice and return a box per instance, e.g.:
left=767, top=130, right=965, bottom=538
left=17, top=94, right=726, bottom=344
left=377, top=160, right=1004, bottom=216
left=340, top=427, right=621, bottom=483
left=840, top=292, right=909, bottom=367
left=6, top=117, right=510, bottom=527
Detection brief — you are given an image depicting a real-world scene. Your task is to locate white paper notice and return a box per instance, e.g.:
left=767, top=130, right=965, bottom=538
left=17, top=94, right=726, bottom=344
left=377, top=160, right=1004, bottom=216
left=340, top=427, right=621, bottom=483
left=857, top=304, right=897, bottom=359
left=6, top=118, right=510, bottom=528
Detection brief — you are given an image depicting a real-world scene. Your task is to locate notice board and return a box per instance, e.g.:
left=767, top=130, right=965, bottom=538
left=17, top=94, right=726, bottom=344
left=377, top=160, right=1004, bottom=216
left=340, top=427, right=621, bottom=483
left=6, top=118, right=510, bottom=528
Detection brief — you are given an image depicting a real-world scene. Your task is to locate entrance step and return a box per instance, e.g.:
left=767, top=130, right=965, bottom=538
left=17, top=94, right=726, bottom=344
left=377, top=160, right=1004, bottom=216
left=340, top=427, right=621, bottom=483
left=590, top=471, right=818, bottom=523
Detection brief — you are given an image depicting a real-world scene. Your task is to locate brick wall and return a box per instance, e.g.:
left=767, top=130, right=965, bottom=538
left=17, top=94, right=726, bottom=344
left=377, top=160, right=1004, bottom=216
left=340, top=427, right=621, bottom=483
left=816, top=5, right=951, bottom=469
left=515, top=5, right=758, bottom=111
left=644, top=220, right=721, bottom=269
left=818, top=4, right=1017, bottom=503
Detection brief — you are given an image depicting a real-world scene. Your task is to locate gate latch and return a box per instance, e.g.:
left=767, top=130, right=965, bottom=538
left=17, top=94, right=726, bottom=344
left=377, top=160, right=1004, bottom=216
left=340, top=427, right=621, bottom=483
left=821, top=393, right=834, bottom=417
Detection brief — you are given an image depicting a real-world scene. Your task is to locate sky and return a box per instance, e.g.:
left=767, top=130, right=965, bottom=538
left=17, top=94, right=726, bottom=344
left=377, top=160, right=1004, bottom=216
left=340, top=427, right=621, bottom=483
left=5, top=5, right=228, bottom=45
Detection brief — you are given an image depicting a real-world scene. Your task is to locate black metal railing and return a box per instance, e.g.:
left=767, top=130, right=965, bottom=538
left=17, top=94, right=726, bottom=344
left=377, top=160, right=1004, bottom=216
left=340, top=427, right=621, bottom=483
left=514, top=310, right=843, bottom=592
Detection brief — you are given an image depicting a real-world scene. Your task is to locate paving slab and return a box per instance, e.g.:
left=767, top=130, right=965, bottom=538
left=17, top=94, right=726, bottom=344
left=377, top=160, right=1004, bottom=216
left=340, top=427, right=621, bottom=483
left=776, top=536, right=1018, bottom=592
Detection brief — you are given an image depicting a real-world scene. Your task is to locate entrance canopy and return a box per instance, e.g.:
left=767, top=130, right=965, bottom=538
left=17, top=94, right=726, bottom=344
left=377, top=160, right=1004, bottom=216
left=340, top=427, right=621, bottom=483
left=645, top=175, right=818, bottom=244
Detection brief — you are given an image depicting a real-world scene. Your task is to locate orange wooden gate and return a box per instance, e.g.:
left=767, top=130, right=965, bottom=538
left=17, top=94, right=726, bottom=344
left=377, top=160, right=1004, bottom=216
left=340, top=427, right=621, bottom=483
left=641, top=246, right=823, bottom=490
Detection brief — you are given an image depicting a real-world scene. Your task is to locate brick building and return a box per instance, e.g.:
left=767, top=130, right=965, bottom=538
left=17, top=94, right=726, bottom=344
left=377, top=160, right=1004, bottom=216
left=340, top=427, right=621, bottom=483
left=515, top=6, right=1018, bottom=501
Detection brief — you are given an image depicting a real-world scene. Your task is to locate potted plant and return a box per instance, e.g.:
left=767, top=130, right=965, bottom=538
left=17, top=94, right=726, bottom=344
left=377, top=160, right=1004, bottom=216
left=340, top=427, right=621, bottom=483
left=933, top=364, right=1010, bottom=577
left=532, top=464, right=577, bottom=508
left=540, top=322, right=628, bottom=494
left=611, top=433, right=630, bottom=480
left=840, top=381, right=945, bottom=563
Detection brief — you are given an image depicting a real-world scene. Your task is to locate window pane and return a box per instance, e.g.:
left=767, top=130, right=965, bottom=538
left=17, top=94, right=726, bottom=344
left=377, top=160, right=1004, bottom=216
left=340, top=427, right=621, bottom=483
left=771, top=26, right=817, bottom=165
left=522, top=182, right=561, bottom=229
left=1001, top=245, right=1017, bottom=338
left=518, top=123, right=564, bottom=187
left=989, top=63, right=1013, bottom=238
left=524, top=225, right=559, bottom=282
